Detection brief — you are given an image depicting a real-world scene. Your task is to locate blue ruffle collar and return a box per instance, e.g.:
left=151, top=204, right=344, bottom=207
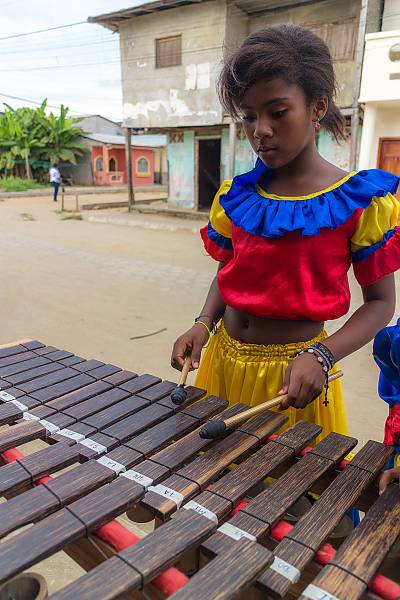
left=219, top=159, right=399, bottom=238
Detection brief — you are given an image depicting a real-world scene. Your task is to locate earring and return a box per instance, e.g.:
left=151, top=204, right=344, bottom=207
left=314, top=119, right=321, bottom=130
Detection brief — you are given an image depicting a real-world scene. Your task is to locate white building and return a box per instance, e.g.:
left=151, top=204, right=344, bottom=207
left=358, top=0, right=400, bottom=174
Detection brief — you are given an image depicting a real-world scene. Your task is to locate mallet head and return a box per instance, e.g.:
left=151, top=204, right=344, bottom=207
left=199, top=419, right=227, bottom=439
left=171, top=385, right=187, bottom=406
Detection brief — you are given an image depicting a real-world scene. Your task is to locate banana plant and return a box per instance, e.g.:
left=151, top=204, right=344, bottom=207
left=0, top=100, right=84, bottom=179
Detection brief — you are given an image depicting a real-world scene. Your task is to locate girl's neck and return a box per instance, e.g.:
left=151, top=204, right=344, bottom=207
left=259, top=143, right=347, bottom=197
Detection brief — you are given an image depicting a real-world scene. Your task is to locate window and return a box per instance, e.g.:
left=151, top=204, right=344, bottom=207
left=95, top=156, right=103, bottom=172
left=307, top=19, right=357, bottom=61
left=109, top=157, right=117, bottom=172
left=136, top=156, right=150, bottom=176
left=155, top=35, right=181, bottom=68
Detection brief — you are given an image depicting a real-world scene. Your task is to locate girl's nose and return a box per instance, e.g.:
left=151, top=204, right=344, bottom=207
left=254, top=118, right=273, bottom=140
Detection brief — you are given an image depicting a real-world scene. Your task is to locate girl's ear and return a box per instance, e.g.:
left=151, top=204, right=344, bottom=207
left=312, top=97, right=328, bottom=122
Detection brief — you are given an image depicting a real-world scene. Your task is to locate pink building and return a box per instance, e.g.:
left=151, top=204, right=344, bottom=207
left=80, top=133, right=166, bottom=186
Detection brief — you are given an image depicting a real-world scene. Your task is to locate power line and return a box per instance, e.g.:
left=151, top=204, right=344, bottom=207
left=0, top=36, right=119, bottom=56
left=0, top=43, right=223, bottom=72
left=0, top=18, right=225, bottom=51
left=0, top=20, right=87, bottom=42
left=0, top=92, right=92, bottom=115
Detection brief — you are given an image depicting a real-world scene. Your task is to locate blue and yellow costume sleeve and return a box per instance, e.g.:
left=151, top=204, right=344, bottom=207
left=200, top=181, right=234, bottom=264
left=373, top=319, right=400, bottom=468
left=351, top=191, right=400, bottom=287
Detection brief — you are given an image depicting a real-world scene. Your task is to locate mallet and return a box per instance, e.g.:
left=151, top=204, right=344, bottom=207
left=199, top=370, right=343, bottom=439
left=171, top=355, right=192, bottom=405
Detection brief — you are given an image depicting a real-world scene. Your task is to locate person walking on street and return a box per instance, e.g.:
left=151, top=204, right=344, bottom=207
left=49, top=164, right=61, bottom=202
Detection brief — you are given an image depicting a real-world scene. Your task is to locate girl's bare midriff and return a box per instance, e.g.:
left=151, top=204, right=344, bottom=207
left=223, top=305, right=324, bottom=345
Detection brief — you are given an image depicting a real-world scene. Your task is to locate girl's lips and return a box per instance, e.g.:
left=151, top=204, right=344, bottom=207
left=258, top=147, right=277, bottom=154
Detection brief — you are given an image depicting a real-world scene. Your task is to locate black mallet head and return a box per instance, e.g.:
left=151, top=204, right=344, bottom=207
left=171, top=385, right=187, bottom=406
left=199, top=419, right=227, bottom=439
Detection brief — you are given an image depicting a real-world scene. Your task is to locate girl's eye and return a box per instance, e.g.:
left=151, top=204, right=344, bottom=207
left=272, top=109, right=287, bottom=119
left=242, top=115, right=255, bottom=122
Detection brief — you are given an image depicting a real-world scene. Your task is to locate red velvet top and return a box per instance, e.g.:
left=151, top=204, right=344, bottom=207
left=200, top=162, right=400, bottom=321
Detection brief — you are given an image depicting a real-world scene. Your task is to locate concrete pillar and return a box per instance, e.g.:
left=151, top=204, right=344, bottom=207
left=124, top=127, right=135, bottom=211
left=103, top=145, right=109, bottom=173
left=358, top=104, right=377, bottom=170
left=228, top=121, right=237, bottom=179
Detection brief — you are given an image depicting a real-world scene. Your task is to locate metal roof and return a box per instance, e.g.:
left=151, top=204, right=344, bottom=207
left=82, top=133, right=167, bottom=147
left=88, top=0, right=204, bottom=31
left=88, top=0, right=320, bottom=30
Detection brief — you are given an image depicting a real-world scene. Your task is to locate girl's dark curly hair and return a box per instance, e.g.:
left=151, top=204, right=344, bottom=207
left=218, top=24, right=346, bottom=142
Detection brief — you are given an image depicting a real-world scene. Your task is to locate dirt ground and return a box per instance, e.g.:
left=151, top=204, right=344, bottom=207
left=0, top=191, right=399, bottom=593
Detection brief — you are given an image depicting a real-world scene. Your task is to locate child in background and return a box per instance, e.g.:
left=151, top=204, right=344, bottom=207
left=172, top=25, right=400, bottom=441
left=374, top=320, right=400, bottom=493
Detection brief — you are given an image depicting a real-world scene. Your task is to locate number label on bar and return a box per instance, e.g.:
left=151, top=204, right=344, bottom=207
left=302, top=584, right=340, bottom=600
left=0, top=391, right=16, bottom=401
left=270, top=557, right=301, bottom=583
left=184, top=500, right=218, bottom=523
left=121, top=470, right=154, bottom=489
left=96, top=456, right=126, bottom=474
left=79, top=438, right=107, bottom=454
left=218, top=522, right=257, bottom=542
left=147, top=484, right=184, bottom=508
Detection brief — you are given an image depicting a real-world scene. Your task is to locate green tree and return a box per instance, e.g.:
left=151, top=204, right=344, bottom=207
left=37, top=103, right=84, bottom=167
left=0, top=100, right=84, bottom=179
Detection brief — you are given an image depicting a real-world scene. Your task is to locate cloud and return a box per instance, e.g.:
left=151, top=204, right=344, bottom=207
left=0, top=1, right=146, bottom=121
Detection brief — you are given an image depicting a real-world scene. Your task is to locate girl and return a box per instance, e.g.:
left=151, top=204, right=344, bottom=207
left=172, top=25, right=400, bottom=441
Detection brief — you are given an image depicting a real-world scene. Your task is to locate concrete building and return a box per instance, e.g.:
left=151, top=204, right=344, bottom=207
left=89, top=0, right=383, bottom=209
left=78, top=115, right=123, bottom=136
left=358, top=0, right=400, bottom=175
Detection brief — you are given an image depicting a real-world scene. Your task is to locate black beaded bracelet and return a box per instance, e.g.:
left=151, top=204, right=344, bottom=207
left=295, top=346, right=332, bottom=407
left=297, top=347, right=329, bottom=372
left=313, top=342, right=335, bottom=370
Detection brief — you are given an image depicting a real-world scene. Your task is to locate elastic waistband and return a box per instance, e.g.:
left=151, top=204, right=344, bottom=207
left=217, top=321, right=326, bottom=361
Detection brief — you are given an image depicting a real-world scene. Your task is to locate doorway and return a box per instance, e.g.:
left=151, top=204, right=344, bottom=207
left=378, top=138, right=400, bottom=177
left=198, top=138, right=221, bottom=211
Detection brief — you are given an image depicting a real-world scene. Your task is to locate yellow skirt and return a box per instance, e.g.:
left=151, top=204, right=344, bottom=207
left=195, top=322, right=348, bottom=443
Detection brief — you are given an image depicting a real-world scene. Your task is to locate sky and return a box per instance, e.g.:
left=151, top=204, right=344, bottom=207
left=0, top=0, right=150, bottom=121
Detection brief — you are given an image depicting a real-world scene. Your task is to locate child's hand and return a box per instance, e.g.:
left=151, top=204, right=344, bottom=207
left=279, top=353, right=326, bottom=409
left=379, top=467, right=400, bottom=494
left=171, top=325, right=209, bottom=372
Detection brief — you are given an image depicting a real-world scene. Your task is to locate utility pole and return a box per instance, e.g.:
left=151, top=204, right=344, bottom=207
left=228, top=121, right=237, bottom=179
left=349, top=0, right=369, bottom=171
left=124, top=126, right=135, bottom=211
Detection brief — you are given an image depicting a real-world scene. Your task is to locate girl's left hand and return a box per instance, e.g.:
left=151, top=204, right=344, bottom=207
left=279, top=353, right=325, bottom=410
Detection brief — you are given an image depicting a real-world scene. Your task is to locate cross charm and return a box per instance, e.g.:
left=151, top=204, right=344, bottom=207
left=323, top=398, right=329, bottom=407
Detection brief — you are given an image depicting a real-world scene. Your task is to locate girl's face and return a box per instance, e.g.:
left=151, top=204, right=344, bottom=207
left=239, top=78, right=325, bottom=169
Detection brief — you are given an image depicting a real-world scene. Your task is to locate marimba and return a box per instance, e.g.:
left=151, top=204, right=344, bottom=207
left=0, top=339, right=399, bottom=600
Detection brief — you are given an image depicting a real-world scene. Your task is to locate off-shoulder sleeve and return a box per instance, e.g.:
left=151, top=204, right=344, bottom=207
left=351, top=192, right=400, bottom=286
left=200, top=180, right=234, bottom=263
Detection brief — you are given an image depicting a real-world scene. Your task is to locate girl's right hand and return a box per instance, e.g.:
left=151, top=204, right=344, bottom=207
left=379, top=467, right=400, bottom=494
left=171, top=324, right=210, bottom=371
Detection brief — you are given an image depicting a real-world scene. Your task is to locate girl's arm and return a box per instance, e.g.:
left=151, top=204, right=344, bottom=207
left=171, top=264, right=226, bottom=371
left=323, top=274, right=396, bottom=361
left=281, top=274, right=396, bottom=409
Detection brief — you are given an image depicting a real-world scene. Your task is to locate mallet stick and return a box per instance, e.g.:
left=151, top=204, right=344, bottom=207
left=199, top=370, right=343, bottom=439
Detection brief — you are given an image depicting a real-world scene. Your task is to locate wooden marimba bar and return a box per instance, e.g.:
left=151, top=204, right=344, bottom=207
left=0, top=339, right=399, bottom=600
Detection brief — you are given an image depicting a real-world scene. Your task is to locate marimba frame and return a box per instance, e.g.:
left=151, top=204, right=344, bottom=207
left=0, top=338, right=398, bottom=600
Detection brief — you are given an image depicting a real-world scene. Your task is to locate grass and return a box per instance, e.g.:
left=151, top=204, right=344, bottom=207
left=60, top=214, right=82, bottom=221
left=20, top=213, right=36, bottom=221
left=0, top=176, right=46, bottom=193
